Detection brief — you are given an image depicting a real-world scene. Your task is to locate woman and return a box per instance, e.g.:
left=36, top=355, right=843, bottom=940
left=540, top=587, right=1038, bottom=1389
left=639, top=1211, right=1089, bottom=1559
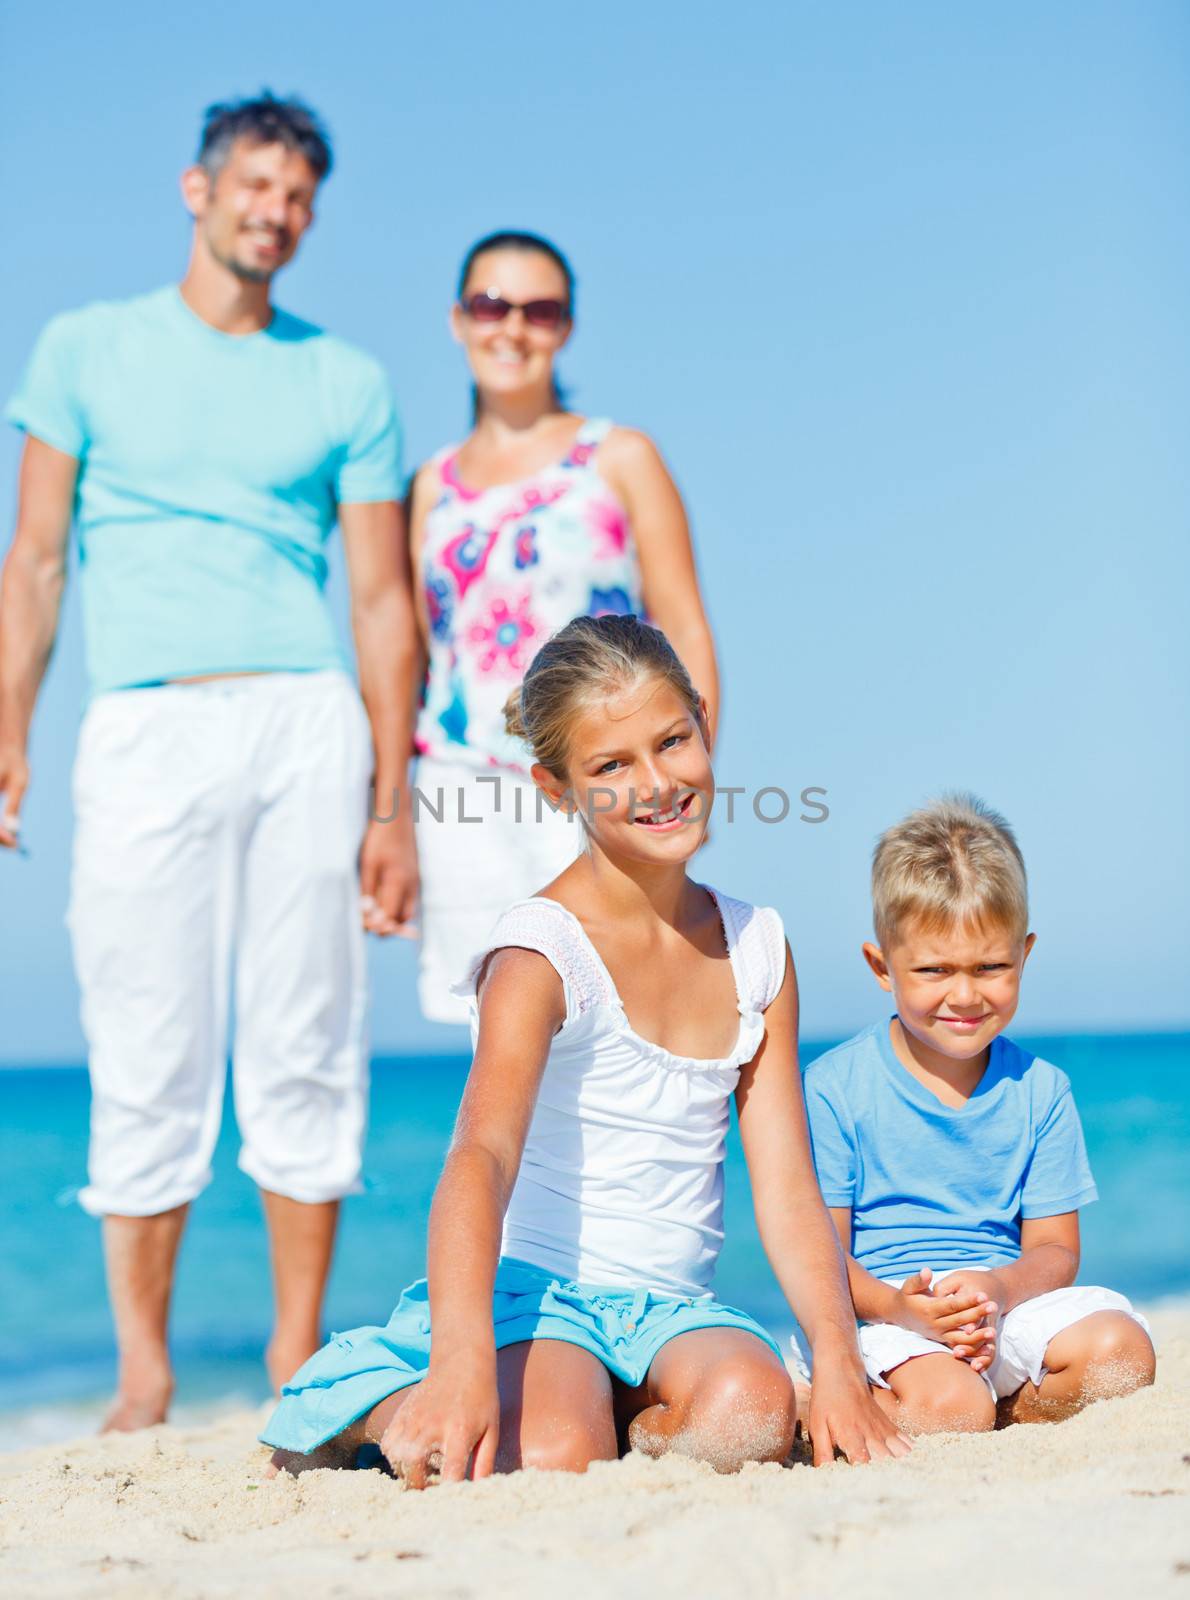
left=409, top=230, right=719, bottom=1022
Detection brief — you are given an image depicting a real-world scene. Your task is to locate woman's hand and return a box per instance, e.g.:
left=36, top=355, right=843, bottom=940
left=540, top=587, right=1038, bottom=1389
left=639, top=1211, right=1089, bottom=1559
left=359, top=814, right=419, bottom=938
left=807, top=1356, right=912, bottom=1466
left=380, top=1354, right=500, bottom=1487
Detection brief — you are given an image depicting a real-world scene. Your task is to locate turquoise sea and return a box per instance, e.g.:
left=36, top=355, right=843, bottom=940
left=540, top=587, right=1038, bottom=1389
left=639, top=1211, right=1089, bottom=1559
left=2, top=1033, right=1187, bottom=1449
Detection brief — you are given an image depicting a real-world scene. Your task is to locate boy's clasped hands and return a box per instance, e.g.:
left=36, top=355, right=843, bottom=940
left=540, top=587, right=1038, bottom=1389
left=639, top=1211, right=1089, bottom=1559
left=892, top=1267, right=999, bottom=1374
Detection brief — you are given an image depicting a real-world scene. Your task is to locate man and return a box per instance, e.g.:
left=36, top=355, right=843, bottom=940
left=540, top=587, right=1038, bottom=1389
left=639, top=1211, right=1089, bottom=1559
left=0, top=94, right=420, bottom=1429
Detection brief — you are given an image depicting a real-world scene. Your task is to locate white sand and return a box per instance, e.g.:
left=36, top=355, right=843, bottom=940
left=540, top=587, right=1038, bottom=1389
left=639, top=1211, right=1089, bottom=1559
left=2, top=1308, right=1187, bottom=1600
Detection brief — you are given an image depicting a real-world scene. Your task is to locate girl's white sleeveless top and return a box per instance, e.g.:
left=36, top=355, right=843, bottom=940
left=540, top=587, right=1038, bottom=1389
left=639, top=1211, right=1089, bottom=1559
left=453, top=888, right=787, bottom=1298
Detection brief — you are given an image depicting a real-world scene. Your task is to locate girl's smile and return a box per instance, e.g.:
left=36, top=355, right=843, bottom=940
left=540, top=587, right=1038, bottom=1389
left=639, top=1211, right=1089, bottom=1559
left=537, top=677, right=714, bottom=864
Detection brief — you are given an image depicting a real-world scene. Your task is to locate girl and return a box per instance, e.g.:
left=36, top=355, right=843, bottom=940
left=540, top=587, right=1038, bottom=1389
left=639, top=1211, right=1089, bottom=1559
left=408, top=230, right=718, bottom=1023
left=264, top=616, right=906, bottom=1480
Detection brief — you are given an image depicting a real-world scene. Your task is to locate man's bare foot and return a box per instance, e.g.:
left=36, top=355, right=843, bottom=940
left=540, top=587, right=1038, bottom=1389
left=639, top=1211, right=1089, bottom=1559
left=101, top=1373, right=173, bottom=1433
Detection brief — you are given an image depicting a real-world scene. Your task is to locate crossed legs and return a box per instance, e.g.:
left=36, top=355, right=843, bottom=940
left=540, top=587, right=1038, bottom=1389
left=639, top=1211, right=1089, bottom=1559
left=871, top=1310, right=1156, bottom=1437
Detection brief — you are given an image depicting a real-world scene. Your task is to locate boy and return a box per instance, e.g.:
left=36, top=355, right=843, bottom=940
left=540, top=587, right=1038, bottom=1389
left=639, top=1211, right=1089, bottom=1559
left=802, top=795, right=1155, bottom=1432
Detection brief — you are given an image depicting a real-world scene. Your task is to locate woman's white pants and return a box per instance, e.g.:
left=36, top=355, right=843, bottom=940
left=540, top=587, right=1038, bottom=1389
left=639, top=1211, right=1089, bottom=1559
left=68, top=671, right=372, bottom=1217
left=413, top=755, right=584, bottom=1024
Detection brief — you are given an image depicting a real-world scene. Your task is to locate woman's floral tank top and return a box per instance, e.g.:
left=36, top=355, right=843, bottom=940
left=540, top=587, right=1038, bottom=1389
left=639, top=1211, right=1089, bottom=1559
left=415, top=418, right=645, bottom=774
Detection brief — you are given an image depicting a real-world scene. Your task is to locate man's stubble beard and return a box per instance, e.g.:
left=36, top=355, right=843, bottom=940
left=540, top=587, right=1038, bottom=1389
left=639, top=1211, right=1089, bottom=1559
left=207, top=231, right=283, bottom=287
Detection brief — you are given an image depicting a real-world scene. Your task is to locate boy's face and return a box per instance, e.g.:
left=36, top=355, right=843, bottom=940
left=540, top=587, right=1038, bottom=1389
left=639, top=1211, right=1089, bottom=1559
left=862, top=917, right=1036, bottom=1067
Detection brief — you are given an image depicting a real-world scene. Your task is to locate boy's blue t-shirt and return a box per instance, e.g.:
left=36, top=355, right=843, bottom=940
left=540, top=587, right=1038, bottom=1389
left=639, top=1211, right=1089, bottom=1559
left=5, top=287, right=403, bottom=698
left=803, top=1020, right=1098, bottom=1280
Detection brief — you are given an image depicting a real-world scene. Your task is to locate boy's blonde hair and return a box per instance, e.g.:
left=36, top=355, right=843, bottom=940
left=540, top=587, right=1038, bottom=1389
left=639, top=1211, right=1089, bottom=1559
left=504, top=614, right=702, bottom=779
left=872, top=793, right=1028, bottom=950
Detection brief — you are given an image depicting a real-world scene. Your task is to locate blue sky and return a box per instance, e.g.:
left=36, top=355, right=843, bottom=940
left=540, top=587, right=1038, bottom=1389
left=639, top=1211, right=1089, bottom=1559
left=1, top=1, right=1187, bottom=1061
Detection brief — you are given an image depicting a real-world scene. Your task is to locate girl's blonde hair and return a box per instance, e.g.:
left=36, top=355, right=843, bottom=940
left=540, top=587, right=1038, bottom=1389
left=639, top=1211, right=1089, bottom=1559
left=504, top=614, right=702, bottom=778
left=872, top=793, right=1029, bottom=950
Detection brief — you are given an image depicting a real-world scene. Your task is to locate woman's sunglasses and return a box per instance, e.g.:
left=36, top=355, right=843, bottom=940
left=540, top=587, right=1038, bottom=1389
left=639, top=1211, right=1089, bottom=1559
left=461, top=291, right=570, bottom=331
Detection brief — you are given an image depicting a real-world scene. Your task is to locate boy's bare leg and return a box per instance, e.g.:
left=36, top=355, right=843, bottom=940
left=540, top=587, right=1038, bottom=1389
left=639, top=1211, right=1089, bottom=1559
left=626, top=1328, right=797, bottom=1473
left=260, top=1191, right=339, bottom=1392
left=870, top=1352, right=996, bottom=1434
left=997, top=1311, right=1156, bottom=1425
left=101, top=1206, right=188, bottom=1432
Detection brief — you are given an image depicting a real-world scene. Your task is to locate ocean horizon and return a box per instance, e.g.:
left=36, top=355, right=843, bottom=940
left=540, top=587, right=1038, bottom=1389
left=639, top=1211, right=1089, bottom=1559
left=3, top=1031, right=1187, bottom=1450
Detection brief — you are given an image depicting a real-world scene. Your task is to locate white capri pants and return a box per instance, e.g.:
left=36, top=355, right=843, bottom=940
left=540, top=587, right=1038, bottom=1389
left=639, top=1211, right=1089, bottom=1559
left=69, top=670, right=372, bottom=1216
left=413, top=754, right=583, bottom=1024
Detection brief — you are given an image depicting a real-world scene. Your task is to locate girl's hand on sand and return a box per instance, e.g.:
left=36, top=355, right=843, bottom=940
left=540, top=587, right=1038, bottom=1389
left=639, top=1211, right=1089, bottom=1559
left=894, top=1267, right=998, bottom=1357
left=379, top=1358, right=499, bottom=1488
left=808, top=1360, right=912, bottom=1465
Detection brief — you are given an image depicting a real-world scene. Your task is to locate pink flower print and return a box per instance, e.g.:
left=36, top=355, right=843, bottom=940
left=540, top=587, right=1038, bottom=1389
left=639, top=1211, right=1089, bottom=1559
left=588, top=497, right=628, bottom=559
left=568, top=441, right=595, bottom=467
left=440, top=523, right=498, bottom=600
left=468, top=593, right=541, bottom=677
left=492, top=483, right=568, bottom=537
left=513, top=524, right=539, bottom=569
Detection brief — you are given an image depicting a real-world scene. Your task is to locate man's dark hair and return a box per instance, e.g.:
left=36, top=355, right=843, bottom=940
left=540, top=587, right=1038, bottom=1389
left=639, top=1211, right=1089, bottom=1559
left=196, top=92, right=333, bottom=181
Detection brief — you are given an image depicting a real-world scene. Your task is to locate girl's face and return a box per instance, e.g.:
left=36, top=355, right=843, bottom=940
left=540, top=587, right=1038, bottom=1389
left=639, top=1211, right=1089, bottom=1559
left=535, top=676, right=714, bottom=867
left=450, top=248, right=572, bottom=403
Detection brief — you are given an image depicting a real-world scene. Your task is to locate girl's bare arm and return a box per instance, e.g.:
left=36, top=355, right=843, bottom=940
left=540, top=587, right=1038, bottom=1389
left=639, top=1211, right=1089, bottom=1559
left=381, top=946, right=564, bottom=1483
left=735, top=946, right=910, bottom=1464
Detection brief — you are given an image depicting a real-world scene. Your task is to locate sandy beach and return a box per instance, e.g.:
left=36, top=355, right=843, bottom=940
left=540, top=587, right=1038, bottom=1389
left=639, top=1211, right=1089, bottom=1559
left=2, top=1306, right=1187, bottom=1600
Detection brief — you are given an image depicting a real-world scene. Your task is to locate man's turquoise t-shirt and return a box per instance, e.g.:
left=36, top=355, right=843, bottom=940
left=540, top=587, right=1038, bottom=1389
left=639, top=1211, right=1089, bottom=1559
left=803, top=1021, right=1098, bottom=1279
left=5, top=287, right=403, bottom=696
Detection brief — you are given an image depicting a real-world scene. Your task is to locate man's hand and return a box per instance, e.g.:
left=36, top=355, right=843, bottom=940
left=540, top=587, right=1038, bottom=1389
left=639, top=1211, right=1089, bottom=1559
left=380, top=1354, right=500, bottom=1487
left=807, top=1354, right=912, bottom=1465
left=0, top=742, right=29, bottom=849
left=892, top=1267, right=999, bottom=1372
left=359, top=815, right=418, bottom=937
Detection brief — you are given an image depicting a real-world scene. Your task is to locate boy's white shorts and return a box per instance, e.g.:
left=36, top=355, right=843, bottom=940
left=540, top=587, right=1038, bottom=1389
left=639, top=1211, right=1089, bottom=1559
left=413, top=755, right=582, bottom=1025
left=69, top=671, right=372, bottom=1217
left=792, top=1275, right=1151, bottom=1400
left=859, top=1281, right=1151, bottom=1399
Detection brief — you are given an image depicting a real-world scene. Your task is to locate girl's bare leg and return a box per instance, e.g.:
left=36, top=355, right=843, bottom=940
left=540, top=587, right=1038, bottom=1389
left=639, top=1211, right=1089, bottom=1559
left=997, top=1311, right=1156, bottom=1425
left=625, top=1328, right=797, bottom=1473
left=270, top=1342, right=619, bottom=1480
left=495, top=1340, right=618, bottom=1473
left=267, top=1387, right=415, bottom=1476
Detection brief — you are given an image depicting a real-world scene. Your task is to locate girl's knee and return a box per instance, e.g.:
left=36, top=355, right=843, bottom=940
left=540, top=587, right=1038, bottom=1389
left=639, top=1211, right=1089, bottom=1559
left=514, top=1417, right=619, bottom=1474
left=670, top=1360, right=797, bottom=1470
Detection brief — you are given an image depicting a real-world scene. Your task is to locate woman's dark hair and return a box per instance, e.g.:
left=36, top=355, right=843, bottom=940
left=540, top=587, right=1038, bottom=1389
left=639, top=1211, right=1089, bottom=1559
left=197, top=92, right=333, bottom=181
left=457, top=231, right=575, bottom=420
left=457, top=230, right=575, bottom=311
